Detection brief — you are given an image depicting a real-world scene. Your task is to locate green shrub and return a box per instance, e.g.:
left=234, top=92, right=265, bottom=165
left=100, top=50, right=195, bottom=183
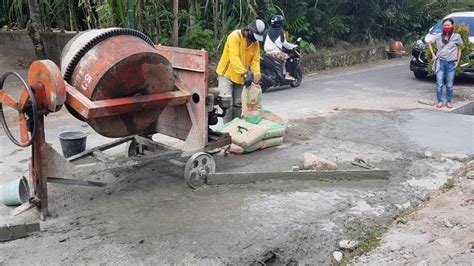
left=180, top=25, right=218, bottom=56
left=2, top=0, right=474, bottom=50
left=299, top=40, right=316, bottom=54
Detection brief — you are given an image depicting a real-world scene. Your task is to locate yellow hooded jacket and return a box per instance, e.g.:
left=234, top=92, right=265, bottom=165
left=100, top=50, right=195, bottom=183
left=216, top=30, right=261, bottom=85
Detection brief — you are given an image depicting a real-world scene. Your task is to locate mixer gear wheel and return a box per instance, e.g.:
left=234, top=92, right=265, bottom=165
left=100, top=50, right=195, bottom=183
left=0, top=72, right=38, bottom=147
left=62, top=28, right=155, bottom=83
left=184, top=152, right=215, bottom=189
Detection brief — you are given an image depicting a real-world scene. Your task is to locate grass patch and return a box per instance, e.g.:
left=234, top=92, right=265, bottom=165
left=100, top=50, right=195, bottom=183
left=443, top=178, right=455, bottom=190
left=337, top=221, right=386, bottom=265
left=395, top=217, right=408, bottom=225
left=394, top=208, right=419, bottom=225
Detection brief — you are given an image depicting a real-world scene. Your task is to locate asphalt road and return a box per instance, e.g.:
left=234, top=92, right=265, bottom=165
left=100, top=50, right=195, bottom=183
left=263, top=58, right=471, bottom=119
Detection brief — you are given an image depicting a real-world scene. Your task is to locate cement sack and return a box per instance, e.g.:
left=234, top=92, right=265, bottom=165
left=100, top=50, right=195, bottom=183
left=241, top=83, right=263, bottom=124
left=229, top=142, right=263, bottom=154
left=258, top=119, right=286, bottom=140
left=261, top=137, right=284, bottom=149
left=230, top=136, right=283, bottom=154
left=216, top=118, right=267, bottom=148
left=262, top=110, right=285, bottom=125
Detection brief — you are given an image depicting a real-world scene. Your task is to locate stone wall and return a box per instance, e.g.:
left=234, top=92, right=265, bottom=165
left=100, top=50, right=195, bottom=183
left=0, top=31, right=76, bottom=65
left=300, top=45, right=386, bottom=72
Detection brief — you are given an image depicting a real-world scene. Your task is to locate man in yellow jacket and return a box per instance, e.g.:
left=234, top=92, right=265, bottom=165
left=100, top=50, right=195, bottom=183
left=216, top=19, right=266, bottom=122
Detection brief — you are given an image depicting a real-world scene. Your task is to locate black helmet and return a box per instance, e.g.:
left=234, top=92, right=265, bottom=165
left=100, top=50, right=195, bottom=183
left=270, top=15, right=284, bottom=28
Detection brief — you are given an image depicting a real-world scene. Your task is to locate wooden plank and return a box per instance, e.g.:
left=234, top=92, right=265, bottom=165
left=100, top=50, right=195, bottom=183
left=47, top=177, right=107, bottom=187
left=0, top=221, right=40, bottom=242
left=207, top=170, right=389, bottom=185
left=10, top=202, right=36, bottom=217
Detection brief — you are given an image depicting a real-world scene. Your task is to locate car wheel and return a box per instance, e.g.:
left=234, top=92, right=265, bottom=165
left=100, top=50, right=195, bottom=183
left=413, top=71, right=428, bottom=79
left=261, top=85, right=269, bottom=93
left=290, top=67, right=303, bottom=87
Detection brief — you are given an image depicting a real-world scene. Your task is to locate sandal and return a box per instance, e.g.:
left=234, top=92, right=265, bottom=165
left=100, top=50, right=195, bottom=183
left=351, top=157, right=375, bottom=169
left=436, top=102, right=443, bottom=108
left=446, top=102, right=453, bottom=109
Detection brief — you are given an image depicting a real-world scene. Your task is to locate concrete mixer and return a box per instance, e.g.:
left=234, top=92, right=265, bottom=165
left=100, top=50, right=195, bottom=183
left=0, top=28, right=231, bottom=218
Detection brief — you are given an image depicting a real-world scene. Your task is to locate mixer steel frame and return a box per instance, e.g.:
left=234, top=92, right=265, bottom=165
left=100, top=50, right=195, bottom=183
left=0, top=46, right=230, bottom=219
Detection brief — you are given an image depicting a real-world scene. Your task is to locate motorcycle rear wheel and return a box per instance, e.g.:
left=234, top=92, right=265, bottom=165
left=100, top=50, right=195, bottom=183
left=290, top=67, right=303, bottom=87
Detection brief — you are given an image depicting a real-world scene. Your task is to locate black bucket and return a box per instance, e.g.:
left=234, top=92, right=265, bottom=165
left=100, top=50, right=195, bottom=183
left=58, top=131, right=88, bottom=158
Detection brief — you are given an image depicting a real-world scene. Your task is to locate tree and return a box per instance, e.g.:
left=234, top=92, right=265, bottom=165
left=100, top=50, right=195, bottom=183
left=27, top=0, right=46, bottom=59
left=172, top=0, right=179, bottom=46
left=3, top=0, right=474, bottom=52
left=189, top=0, right=196, bottom=27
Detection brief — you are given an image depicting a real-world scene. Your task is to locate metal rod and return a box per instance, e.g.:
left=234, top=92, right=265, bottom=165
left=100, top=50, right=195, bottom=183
left=168, top=159, right=186, bottom=168
left=102, top=150, right=183, bottom=169
left=68, top=136, right=134, bottom=162
left=47, top=177, right=107, bottom=187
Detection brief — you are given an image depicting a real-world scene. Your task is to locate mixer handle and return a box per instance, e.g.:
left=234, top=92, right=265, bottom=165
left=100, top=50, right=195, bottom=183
left=0, top=72, right=38, bottom=147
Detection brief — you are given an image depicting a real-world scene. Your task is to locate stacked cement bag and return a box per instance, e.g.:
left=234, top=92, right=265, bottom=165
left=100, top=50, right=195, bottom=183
left=241, top=83, right=263, bottom=124
left=217, top=118, right=285, bottom=154
left=216, top=84, right=286, bottom=154
left=258, top=119, right=285, bottom=149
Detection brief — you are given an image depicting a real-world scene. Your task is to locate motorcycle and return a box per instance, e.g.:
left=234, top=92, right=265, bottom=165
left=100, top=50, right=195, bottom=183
left=260, top=37, right=303, bottom=93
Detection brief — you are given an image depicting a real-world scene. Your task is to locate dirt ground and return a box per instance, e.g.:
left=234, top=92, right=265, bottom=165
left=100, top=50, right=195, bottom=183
left=353, top=161, right=474, bottom=265
left=0, top=51, right=473, bottom=265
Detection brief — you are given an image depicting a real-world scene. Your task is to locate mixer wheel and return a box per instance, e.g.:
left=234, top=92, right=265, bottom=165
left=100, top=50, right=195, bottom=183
left=0, top=72, right=38, bottom=147
left=184, top=152, right=215, bottom=189
left=126, top=139, right=140, bottom=157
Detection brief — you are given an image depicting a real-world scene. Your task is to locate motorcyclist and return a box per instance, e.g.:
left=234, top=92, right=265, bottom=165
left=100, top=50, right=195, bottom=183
left=216, top=19, right=265, bottom=123
left=263, top=15, right=297, bottom=80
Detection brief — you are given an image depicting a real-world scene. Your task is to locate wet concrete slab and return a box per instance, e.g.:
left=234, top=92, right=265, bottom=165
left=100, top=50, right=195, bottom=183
left=399, top=109, right=474, bottom=155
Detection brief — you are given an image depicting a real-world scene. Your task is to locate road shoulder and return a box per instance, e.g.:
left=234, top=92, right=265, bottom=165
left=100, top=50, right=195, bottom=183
left=353, top=160, right=474, bottom=265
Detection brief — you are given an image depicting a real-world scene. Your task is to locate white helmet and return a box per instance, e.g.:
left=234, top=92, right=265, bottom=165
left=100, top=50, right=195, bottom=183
left=246, top=19, right=266, bottom=41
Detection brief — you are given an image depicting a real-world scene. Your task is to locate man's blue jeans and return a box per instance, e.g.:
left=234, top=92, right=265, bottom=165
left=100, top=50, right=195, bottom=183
left=436, top=60, right=456, bottom=103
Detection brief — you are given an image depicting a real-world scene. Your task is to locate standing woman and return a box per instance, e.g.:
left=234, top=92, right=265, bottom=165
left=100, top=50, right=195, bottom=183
left=429, top=18, right=463, bottom=109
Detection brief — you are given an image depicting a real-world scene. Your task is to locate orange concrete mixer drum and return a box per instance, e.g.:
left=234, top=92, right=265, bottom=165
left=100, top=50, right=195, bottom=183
left=61, top=28, right=176, bottom=137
